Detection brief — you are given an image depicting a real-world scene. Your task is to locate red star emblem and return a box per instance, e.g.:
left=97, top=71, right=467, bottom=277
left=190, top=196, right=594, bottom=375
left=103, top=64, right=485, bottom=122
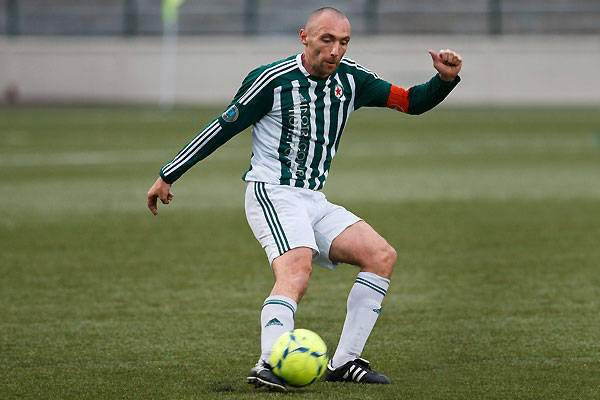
left=334, top=84, right=343, bottom=98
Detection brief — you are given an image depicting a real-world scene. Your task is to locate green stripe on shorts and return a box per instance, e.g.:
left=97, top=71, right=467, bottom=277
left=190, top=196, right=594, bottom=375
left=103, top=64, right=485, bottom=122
left=258, top=183, right=290, bottom=251
left=254, top=182, right=290, bottom=255
left=253, top=182, right=283, bottom=254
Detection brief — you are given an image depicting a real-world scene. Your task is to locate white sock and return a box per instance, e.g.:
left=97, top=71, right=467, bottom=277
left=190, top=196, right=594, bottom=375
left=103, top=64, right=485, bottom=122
left=331, top=271, right=390, bottom=369
left=259, top=295, right=297, bottom=364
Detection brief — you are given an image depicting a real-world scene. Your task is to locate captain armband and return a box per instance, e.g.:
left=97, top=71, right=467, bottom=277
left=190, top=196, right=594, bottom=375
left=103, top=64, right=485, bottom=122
left=386, top=85, right=410, bottom=113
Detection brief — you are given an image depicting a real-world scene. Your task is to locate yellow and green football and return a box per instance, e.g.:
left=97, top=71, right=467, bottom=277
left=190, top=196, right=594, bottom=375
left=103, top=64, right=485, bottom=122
left=270, top=329, right=328, bottom=387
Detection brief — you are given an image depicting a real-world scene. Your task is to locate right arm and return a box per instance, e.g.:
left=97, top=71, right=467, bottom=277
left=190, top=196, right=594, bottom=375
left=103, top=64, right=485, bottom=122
left=159, top=66, right=273, bottom=184
left=147, top=66, right=272, bottom=215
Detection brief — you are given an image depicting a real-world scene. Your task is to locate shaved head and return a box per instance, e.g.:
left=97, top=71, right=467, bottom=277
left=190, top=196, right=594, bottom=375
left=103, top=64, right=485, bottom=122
left=305, top=7, right=348, bottom=33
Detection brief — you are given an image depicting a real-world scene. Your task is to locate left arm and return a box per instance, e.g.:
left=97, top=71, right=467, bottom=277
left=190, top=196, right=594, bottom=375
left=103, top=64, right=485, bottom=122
left=355, top=49, right=462, bottom=115
left=387, top=49, right=462, bottom=115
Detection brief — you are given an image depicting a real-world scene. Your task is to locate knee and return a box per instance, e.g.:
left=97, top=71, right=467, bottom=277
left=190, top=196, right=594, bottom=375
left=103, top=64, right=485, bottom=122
left=381, top=244, right=397, bottom=274
left=272, top=249, right=313, bottom=302
left=290, top=264, right=312, bottom=291
left=368, top=244, right=396, bottom=279
left=278, top=265, right=311, bottom=301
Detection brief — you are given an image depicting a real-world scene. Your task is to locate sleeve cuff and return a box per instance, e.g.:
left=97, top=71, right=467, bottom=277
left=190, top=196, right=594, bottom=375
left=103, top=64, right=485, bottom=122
left=159, top=170, right=175, bottom=184
left=437, top=74, right=461, bottom=86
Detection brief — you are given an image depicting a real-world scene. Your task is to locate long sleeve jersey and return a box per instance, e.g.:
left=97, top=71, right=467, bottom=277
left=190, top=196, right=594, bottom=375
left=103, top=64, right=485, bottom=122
left=160, top=54, right=460, bottom=190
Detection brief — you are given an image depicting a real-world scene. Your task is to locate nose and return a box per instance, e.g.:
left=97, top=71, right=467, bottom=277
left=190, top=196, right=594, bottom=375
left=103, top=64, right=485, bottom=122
left=330, top=43, right=340, bottom=58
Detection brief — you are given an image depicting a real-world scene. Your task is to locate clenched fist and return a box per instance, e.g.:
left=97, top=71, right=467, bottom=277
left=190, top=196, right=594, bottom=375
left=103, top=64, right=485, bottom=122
left=428, top=49, right=462, bottom=82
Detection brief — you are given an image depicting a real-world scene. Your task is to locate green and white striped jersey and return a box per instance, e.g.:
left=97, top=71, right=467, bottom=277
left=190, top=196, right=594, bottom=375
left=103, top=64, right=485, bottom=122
left=160, top=54, right=458, bottom=189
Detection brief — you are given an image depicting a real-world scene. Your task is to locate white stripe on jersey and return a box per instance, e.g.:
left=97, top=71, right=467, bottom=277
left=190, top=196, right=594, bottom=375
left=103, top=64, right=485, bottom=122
left=314, top=76, right=332, bottom=187
left=241, top=63, right=298, bottom=106
left=341, top=58, right=380, bottom=79
left=316, top=74, right=354, bottom=186
left=238, top=60, right=296, bottom=105
left=328, top=73, right=348, bottom=161
left=286, top=80, right=303, bottom=182
left=245, top=86, right=283, bottom=183
left=346, top=73, right=356, bottom=114
left=162, top=120, right=221, bottom=176
left=238, top=59, right=294, bottom=105
left=301, top=79, right=319, bottom=189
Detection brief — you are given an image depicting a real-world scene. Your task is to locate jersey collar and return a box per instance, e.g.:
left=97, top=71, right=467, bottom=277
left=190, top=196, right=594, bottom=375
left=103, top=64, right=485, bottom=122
left=296, top=53, right=336, bottom=82
left=296, top=54, right=311, bottom=77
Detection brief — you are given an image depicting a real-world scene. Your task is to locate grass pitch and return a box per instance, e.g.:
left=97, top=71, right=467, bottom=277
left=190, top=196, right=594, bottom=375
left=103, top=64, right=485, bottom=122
left=1, top=106, right=599, bottom=399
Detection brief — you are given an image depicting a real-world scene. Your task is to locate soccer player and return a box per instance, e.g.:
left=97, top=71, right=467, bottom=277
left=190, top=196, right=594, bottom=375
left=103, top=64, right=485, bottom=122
left=147, top=7, right=462, bottom=391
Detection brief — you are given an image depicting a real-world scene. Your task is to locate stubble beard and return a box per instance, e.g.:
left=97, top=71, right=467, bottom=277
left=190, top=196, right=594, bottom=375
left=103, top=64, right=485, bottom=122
left=317, top=57, right=338, bottom=78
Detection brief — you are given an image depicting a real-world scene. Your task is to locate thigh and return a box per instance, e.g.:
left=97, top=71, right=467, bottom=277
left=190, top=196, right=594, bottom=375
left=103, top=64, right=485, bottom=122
left=245, top=182, right=318, bottom=265
left=312, top=202, right=361, bottom=270
left=328, top=220, right=394, bottom=275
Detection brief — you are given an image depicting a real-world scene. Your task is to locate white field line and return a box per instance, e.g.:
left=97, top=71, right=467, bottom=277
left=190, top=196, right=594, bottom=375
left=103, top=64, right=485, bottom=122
left=0, top=136, right=593, bottom=166
left=0, top=148, right=250, bottom=166
left=343, top=137, right=595, bottom=157
left=0, top=150, right=170, bottom=166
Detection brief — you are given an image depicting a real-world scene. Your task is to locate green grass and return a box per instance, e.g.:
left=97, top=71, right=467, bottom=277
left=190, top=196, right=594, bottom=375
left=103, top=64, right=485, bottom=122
left=1, top=106, right=599, bottom=399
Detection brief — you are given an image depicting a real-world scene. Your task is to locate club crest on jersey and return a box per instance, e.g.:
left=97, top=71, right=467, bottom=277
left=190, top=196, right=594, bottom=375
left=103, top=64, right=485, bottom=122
left=334, top=84, right=343, bottom=99
left=222, top=105, right=239, bottom=122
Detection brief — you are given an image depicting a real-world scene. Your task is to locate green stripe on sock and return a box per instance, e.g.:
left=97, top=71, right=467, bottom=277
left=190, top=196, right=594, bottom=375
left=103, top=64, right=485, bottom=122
left=355, top=277, right=387, bottom=297
left=263, top=300, right=296, bottom=315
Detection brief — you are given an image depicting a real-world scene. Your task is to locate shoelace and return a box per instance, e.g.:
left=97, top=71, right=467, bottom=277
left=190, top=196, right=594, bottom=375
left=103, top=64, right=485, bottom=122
left=354, top=358, right=372, bottom=370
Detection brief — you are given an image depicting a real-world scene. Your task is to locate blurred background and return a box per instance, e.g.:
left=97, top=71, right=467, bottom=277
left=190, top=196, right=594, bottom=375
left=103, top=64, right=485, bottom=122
left=1, top=0, right=599, bottom=106
left=2, top=3, right=600, bottom=398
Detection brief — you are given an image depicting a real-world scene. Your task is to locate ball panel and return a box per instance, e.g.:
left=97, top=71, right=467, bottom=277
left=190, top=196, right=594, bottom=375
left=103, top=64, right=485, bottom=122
left=269, top=329, right=328, bottom=387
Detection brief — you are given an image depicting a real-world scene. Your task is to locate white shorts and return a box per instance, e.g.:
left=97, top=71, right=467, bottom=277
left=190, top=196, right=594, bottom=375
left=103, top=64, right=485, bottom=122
left=244, top=181, right=362, bottom=270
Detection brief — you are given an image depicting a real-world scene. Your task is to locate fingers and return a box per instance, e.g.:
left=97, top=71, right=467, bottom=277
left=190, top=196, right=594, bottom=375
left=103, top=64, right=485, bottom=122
left=160, top=191, right=174, bottom=204
left=147, top=193, right=159, bottom=215
left=146, top=177, right=174, bottom=215
left=428, top=49, right=439, bottom=62
left=430, top=48, right=462, bottom=82
left=147, top=190, right=173, bottom=215
left=438, top=49, right=462, bottom=66
left=428, top=49, right=462, bottom=67
left=147, top=192, right=173, bottom=217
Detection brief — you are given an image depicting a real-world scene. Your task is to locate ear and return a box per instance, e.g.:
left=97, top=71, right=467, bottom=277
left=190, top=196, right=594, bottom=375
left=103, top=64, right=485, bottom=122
left=299, top=29, right=308, bottom=46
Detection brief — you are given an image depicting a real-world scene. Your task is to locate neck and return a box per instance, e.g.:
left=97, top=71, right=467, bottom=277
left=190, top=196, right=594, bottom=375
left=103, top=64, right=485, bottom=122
left=301, top=53, right=328, bottom=79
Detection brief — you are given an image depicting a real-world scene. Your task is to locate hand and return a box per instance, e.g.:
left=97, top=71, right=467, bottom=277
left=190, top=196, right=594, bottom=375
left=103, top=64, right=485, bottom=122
left=147, top=176, right=174, bottom=215
left=428, top=49, right=462, bottom=82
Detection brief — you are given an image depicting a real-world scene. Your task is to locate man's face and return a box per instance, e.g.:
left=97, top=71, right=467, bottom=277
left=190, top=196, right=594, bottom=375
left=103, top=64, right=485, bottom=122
left=300, top=13, right=351, bottom=79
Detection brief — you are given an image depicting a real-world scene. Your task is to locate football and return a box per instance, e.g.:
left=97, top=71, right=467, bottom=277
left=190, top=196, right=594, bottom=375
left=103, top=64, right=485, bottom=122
left=270, top=329, right=329, bottom=387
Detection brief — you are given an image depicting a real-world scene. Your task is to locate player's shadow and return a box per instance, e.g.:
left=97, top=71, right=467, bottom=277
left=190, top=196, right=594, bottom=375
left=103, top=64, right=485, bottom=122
left=212, top=382, right=325, bottom=394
